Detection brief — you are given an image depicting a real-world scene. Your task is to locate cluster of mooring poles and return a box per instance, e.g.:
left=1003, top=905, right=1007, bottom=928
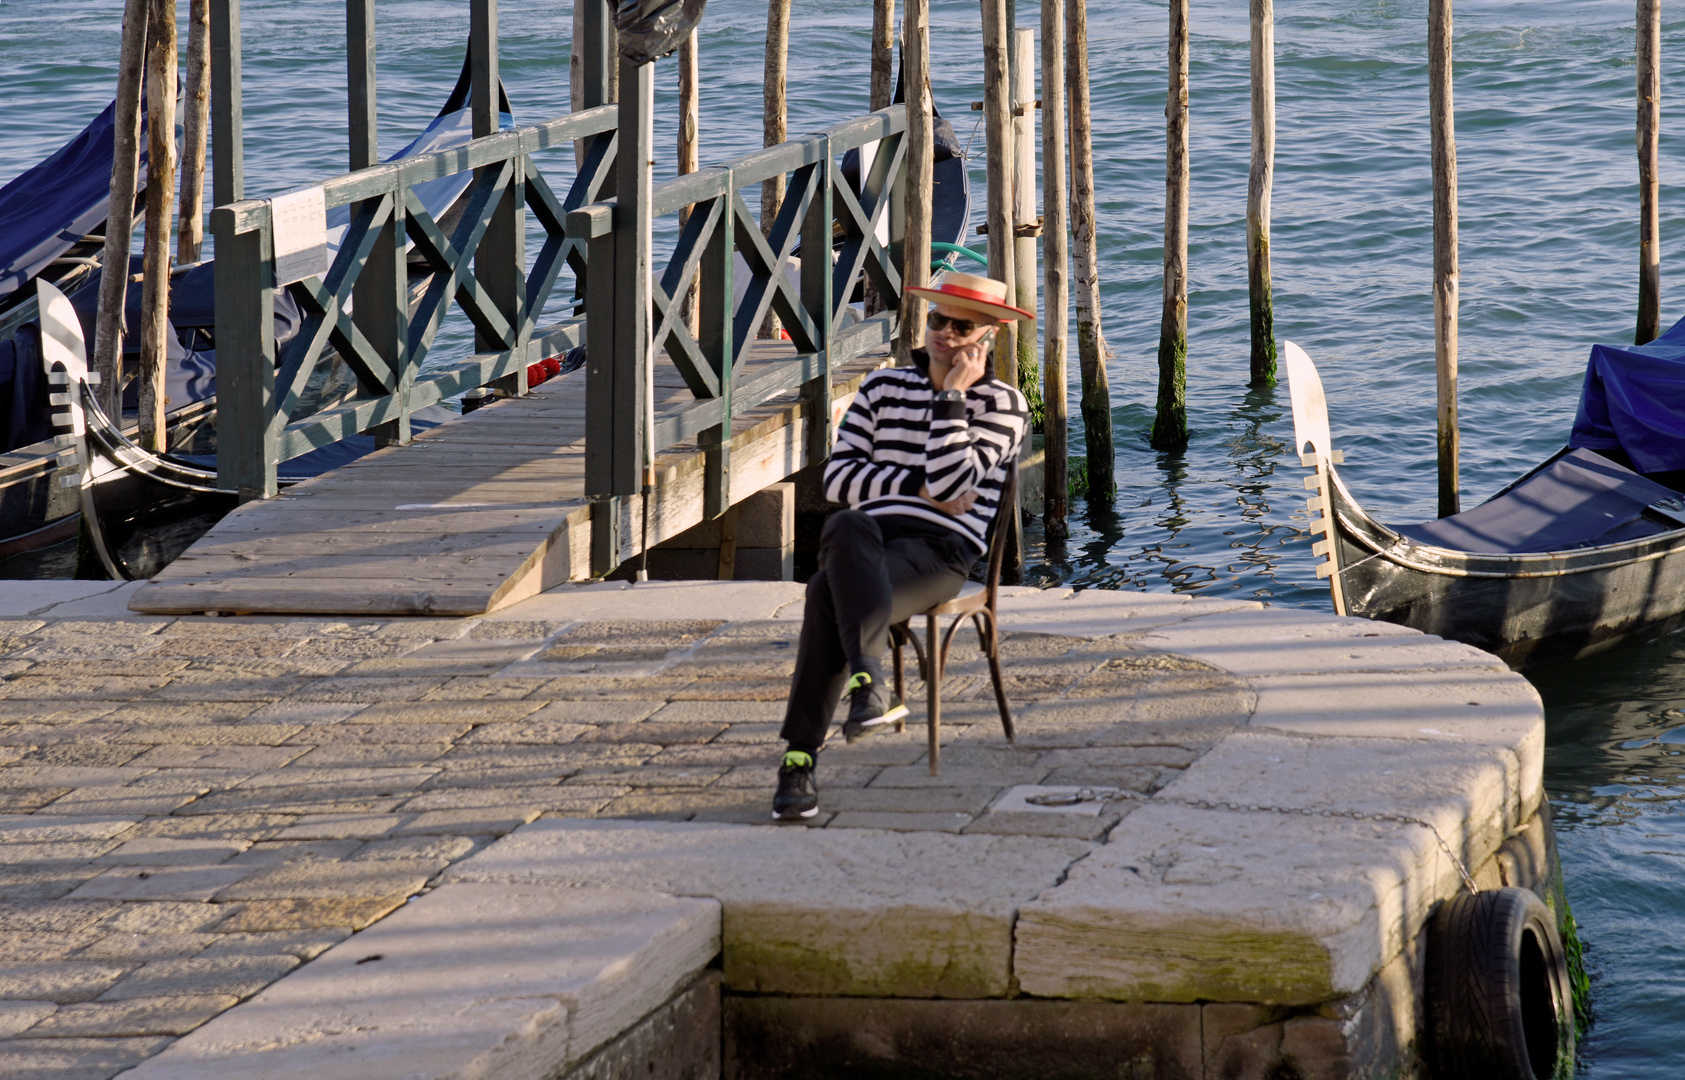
left=95, top=0, right=210, bottom=452
left=1160, top=0, right=1663, bottom=526
left=609, top=0, right=1118, bottom=544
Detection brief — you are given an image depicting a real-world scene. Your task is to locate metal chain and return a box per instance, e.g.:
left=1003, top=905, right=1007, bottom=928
left=1025, top=787, right=1481, bottom=895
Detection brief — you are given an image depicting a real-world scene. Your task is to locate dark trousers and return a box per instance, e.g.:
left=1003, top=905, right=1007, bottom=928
left=780, top=510, right=976, bottom=753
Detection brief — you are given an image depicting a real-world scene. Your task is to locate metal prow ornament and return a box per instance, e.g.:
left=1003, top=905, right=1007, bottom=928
left=1283, top=339, right=1348, bottom=616
left=37, top=279, right=124, bottom=580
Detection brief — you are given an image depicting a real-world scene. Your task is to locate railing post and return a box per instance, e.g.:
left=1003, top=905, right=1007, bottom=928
left=573, top=203, right=620, bottom=575
left=346, top=0, right=377, bottom=171
left=701, top=183, right=736, bottom=519
left=802, top=135, right=834, bottom=468
left=615, top=59, right=655, bottom=501
left=210, top=0, right=243, bottom=207
left=362, top=196, right=410, bottom=447
left=580, top=0, right=614, bottom=109
left=212, top=204, right=276, bottom=501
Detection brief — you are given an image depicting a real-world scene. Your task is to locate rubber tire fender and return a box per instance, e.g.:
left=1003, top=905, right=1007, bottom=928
left=1425, top=886, right=1575, bottom=1080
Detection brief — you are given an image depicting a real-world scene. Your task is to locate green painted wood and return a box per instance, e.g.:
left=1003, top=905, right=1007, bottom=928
left=801, top=136, right=834, bottom=468
left=211, top=203, right=275, bottom=499
left=579, top=203, right=617, bottom=499
left=347, top=0, right=377, bottom=171
left=701, top=187, right=736, bottom=518
left=210, top=0, right=243, bottom=205
left=612, top=60, right=654, bottom=500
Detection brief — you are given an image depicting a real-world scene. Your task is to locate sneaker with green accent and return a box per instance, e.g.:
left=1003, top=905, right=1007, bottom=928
left=841, top=658, right=908, bottom=743
left=773, top=750, right=818, bottom=821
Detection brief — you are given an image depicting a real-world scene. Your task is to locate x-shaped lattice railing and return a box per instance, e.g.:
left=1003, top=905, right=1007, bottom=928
left=211, top=105, right=620, bottom=497
left=577, top=106, right=909, bottom=546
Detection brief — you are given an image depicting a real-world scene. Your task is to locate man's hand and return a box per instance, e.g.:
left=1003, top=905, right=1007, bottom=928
left=920, top=485, right=978, bottom=517
left=942, top=327, right=994, bottom=392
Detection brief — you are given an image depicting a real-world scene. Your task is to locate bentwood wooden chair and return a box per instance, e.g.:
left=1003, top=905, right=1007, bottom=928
left=890, top=463, right=1017, bottom=775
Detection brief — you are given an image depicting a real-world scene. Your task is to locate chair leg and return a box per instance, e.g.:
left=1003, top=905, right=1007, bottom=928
left=905, top=624, right=928, bottom=683
left=976, top=610, right=1014, bottom=742
left=890, top=631, right=906, bottom=733
left=926, top=612, right=941, bottom=776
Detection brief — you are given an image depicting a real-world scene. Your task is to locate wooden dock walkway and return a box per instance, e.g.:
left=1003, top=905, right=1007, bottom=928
left=128, top=341, right=891, bottom=617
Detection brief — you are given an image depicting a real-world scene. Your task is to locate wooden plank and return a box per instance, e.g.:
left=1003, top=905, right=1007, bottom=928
left=132, top=335, right=886, bottom=616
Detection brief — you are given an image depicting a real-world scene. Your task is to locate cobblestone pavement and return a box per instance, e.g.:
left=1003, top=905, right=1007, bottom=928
left=0, top=610, right=1249, bottom=1078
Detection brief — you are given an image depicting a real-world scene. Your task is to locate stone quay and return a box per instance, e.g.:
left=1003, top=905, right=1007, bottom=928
left=0, top=578, right=1554, bottom=1079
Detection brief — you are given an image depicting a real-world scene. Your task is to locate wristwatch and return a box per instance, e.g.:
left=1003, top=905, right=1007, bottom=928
left=936, top=388, right=966, bottom=403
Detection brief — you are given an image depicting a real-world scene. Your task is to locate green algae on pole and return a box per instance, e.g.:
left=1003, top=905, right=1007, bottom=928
left=1066, top=0, right=1114, bottom=500
left=1637, top=0, right=1661, bottom=346
left=1429, top=0, right=1460, bottom=516
left=1011, top=28, right=1043, bottom=427
left=1247, top=0, right=1277, bottom=388
left=1153, top=0, right=1190, bottom=450
left=1043, top=0, right=1071, bottom=539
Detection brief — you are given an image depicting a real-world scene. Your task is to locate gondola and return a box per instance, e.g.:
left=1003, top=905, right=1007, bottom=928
left=0, top=51, right=508, bottom=575
left=1287, top=332, right=1685, bottom=669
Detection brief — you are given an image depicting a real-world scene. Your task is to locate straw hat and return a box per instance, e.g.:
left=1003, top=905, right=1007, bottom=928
left=907, top=270, right=1035, bottom=323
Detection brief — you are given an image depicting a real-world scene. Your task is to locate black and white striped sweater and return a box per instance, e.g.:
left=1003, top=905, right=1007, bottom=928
left=823, top=350, right=1029, bottom=554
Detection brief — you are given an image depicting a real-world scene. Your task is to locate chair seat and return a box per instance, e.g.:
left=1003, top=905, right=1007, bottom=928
left=925, top=580, right=987, bottom=616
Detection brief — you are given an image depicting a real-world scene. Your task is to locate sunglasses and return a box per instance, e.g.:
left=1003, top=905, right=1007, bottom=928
left=926, top=311, right=986, bottom=337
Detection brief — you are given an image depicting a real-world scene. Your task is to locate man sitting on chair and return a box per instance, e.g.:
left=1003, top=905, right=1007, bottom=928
left=773, top=271, right=1032, bottom=821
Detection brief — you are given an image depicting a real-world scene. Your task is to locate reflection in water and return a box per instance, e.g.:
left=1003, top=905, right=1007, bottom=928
left=1531, top=641, right=1685, bottom=1078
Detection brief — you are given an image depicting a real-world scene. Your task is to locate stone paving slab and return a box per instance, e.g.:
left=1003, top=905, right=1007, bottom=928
left=0, top=580, right=1542, bottom=1078
left=117, top=883, right=717, bottom=1080
left=445, top=818, right=1091, bottom=998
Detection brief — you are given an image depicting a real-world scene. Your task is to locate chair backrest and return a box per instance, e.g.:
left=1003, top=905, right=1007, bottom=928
left=982, top=461, right=1018, bottom=607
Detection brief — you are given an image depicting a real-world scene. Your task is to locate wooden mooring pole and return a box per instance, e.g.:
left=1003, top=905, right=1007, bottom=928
left=139, top=0, right=177, bottom=452
left=896, top=0, right=933, bottom=363
left=1247, top=0, right=1276, bottom=386
left=1011, top=28, right=1043, bottom=424
left=678, top=28, right=700, bottom=335
left=1042, top=0, right=1070, bottom=539
left=1152, top=0, right=1190, bottom=450
left=872, top=0, right=896, bottom=112
left=980, top=0, right=1017, bottom=381
left=94, top=0, right=148, bottom=417
left=1429, top=0, right=1460, bottom=517
left=1067, top=0, right=1114, bottom=500
left=761, top=0, right=790, bottom=338
left=1638, top=0, right=1662, bottom=345
left=178, top=0, right=210, bottom=265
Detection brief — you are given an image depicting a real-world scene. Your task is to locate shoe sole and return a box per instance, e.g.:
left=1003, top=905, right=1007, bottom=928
left=772, top=806, right=819, bottom=821
left=843, top=702, right=909, bottom=744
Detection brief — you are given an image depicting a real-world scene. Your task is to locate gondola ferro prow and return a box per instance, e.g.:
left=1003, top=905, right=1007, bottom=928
left=1283, top=340, right=1349, bottom=616
left=37, top=279, right=123, bottom=579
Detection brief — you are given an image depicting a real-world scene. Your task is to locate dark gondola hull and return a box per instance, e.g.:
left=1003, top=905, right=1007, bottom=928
left=1324, top=467, right=1685, bottom=668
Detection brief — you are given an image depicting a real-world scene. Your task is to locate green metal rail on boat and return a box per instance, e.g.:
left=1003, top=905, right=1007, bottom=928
left=931, top=241, right=987, bottom=271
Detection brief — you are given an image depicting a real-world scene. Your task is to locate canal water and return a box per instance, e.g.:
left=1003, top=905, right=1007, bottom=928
left=2, top=0, right=1681, bottom=1072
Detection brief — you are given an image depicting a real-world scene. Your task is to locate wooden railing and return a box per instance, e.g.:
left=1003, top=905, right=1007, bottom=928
left=210, top=104, right=618, bottom=499
left=573, top=102, right=908, bottom=572
left=208, top=87, right=908, bottom=575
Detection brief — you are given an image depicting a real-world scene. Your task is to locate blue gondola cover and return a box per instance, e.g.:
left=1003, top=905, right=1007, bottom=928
left=0, top=102, right=144, bottom=301
left=1570, top=314, right=1685, bottom=472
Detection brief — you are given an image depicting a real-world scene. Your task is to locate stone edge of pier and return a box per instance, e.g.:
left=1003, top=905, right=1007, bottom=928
left=0, top=581, right=1547, bottom=1080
